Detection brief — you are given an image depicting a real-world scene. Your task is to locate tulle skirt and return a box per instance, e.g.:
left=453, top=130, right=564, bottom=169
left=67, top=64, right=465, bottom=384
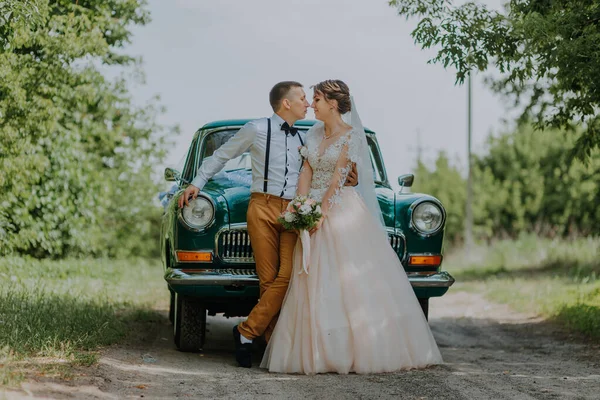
left=260, top=188, right=443, bottom=374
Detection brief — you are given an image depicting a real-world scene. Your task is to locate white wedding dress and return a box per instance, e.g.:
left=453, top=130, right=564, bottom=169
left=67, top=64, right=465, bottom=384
left=260, top=125, right=443, bottom=374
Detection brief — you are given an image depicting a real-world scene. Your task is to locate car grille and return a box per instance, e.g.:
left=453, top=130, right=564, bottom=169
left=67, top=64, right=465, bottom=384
left=218, top=227, right=406, bottom=263
left=388, top=232, right=406, bottom=259
left=217, top=229, right=254, bottom=263
left=216, top=268, right=256, bottom=276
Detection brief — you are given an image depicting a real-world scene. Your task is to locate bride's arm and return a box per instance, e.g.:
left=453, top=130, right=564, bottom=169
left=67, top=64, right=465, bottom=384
left=296, top=160, right=313, bottom=197
left=320, top=143, right=351, bottom=217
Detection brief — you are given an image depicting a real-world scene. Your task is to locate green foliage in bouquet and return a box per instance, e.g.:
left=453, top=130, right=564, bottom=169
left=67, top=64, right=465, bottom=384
left=277, top=196, right=323, bottom=231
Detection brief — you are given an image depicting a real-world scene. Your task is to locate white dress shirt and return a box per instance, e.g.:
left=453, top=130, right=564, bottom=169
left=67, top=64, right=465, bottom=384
left=191, top=114, right=306, bottom=199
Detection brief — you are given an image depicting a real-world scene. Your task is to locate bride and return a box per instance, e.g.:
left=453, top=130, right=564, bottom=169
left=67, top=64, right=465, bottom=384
left=260, top=80, right=443, bottom=374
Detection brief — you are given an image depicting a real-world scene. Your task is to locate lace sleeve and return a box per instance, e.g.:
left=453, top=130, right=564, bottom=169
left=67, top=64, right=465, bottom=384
left=296, top=159, right=312, bottom=197
left=320, top=136, right=353, bottom=216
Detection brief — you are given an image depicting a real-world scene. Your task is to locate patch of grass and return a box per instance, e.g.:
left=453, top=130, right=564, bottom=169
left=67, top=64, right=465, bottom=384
left=72, top=351, right=99, bottom=367
left=0, top=288, right=127, bottom=356
left=447, top=234, right=600, bottom=278
left=0, top=257, right=167, bottom=387
left=556, top=303, right=600, bottom=338
left=444, top=235, right=600, bottom=340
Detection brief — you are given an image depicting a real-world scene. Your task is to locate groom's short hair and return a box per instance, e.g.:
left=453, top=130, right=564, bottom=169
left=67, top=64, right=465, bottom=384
left=270, top=81, right=303, bottom=112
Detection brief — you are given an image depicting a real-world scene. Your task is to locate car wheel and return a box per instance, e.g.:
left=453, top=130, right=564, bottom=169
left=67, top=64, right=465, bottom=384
left=168, top=290, right=175, bottom=325
left=418, top=298, right=429, bottom=320
left=173, top=293, right=206, bottom=352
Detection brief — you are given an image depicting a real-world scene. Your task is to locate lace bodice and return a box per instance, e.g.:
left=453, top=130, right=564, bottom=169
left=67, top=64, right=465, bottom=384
left=296, top=103, right=386, bottom=231
left=306, top=132, right=353, bottom=203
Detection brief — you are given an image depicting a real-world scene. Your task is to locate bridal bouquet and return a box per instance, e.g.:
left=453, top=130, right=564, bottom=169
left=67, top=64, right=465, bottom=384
left=278, top=195, right=322, bottom=231
left=278, top=196, right=322, bottom=275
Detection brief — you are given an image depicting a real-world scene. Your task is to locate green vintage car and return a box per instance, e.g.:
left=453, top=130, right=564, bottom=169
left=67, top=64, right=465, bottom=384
left=161, top=119, right=455, bottom=351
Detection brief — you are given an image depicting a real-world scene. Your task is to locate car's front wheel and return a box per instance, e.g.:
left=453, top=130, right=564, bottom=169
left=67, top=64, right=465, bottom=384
left=418, top=298, right=429, bottom=320
left=173, top=293, right=206, bottom=351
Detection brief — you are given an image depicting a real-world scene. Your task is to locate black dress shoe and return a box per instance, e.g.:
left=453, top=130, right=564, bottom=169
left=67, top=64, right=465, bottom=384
left=233, top=325, right=252, bottom=368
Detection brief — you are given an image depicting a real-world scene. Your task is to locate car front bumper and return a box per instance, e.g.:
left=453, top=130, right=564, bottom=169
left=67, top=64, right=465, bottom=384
left=165, top=268, right=455, bottom=289
left=407, top=271, right=455, bottom=288
left=165, top=268, right=259, bottom=286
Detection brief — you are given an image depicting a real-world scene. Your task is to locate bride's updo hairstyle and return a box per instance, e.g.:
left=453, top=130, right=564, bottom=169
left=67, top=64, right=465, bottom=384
left=312, top=80, right=352, bottom=114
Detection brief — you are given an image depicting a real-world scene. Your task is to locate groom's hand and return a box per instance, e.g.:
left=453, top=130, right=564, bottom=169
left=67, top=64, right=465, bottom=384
left=309, top=216, right=325, bottom=236
left=178, top=185, right=200, bottom=208
left=345, top=163, right=358, bottom=187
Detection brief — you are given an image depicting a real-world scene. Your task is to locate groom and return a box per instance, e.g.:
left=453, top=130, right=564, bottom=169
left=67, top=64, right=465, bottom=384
left=179, top=81, right=357, bottom=368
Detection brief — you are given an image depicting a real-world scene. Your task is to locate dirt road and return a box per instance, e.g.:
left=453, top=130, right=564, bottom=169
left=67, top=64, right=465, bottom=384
left=4, top=290, right=600, bottom=399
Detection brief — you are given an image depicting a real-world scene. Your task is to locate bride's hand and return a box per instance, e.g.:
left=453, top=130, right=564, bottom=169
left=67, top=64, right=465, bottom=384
left=309, top=215, right=325, bottom=236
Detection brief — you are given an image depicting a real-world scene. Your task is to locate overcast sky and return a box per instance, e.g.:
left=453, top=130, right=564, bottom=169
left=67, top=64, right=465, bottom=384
left=124, top=0, right=509, bottom=189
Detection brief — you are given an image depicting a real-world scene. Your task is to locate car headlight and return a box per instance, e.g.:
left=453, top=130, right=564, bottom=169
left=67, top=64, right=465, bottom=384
left=180, top=196, right=215, bottom=231
left=410, top=200, right=444, bottom=236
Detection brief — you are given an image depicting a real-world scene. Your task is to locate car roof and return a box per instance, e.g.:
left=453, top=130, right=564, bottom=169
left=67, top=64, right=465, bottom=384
left=200, top=119, right=375, bottom=134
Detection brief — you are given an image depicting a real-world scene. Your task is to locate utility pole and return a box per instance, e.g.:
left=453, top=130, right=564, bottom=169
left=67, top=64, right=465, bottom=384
left=415, top=128, right=423, bottom=165
left=408, top=128, right=425, bottom=168
left=465, top=72, right=474, bottom=253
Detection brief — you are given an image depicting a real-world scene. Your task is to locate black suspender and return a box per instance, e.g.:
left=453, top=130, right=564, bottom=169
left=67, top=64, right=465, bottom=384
left=280, top=134, right=288, bottom=197
left=263, top=118, right=272, bottom=193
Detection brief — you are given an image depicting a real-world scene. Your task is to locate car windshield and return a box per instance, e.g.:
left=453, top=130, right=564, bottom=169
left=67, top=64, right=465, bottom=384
left=200, top=130, right=251, bottom=172
left=201, top=128, right=387, bottom=183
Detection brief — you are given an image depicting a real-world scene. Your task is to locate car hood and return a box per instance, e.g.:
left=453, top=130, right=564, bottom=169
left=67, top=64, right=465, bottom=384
left=201, top=170, right=252, bottom=225
left=201, top=169, right=398, bottom=227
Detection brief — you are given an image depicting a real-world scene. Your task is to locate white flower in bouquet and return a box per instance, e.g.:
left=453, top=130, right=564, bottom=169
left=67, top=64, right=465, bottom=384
left=298, top=204, right=312, bottom=215
left=284, top=211, right=297, bottom=223
left=278, top=195, right=322, bottom=231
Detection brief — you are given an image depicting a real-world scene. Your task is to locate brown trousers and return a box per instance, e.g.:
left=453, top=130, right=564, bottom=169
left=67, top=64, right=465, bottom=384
left=237, top=193, right=297, bottom=342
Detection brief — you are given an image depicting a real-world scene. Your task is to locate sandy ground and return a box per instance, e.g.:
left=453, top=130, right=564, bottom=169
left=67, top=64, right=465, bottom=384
left=2, top=290, right=599, bottom=400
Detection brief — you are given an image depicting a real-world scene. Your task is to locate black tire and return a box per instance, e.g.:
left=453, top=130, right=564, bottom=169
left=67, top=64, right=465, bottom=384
left=173, top=293, right=206, bottom=352
left=418, top=298, right=429, bottom=320
left=168, top=290, right=175, bottom=325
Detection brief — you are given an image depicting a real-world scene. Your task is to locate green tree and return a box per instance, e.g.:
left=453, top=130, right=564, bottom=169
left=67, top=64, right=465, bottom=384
left=389, top=0, right=600, bottom=159
left=0, top=1, right=45, bottom=44
left=419, top=125, right=600, bottom=244
left=0, top=0, right=174, bottom=258
left=475, top=125, right=600, bottom=238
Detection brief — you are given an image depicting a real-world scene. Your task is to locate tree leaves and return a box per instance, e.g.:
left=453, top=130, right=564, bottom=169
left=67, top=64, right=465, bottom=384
left=415, top=124, right=600, bottom=242
left=390, top=0, right=600, bottom=159
left=0, top=1, right=174, bottom=258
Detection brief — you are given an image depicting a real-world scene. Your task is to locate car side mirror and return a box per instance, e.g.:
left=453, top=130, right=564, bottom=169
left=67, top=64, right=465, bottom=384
left=164, top=167, right=180, bottom=182
left=398, top=174, right=414, bottom=193
left=398, top=174, right=414, bottom=187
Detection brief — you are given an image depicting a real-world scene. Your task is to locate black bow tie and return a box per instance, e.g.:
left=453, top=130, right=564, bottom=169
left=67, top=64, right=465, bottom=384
left=281, top=122, right=298, bottom=136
